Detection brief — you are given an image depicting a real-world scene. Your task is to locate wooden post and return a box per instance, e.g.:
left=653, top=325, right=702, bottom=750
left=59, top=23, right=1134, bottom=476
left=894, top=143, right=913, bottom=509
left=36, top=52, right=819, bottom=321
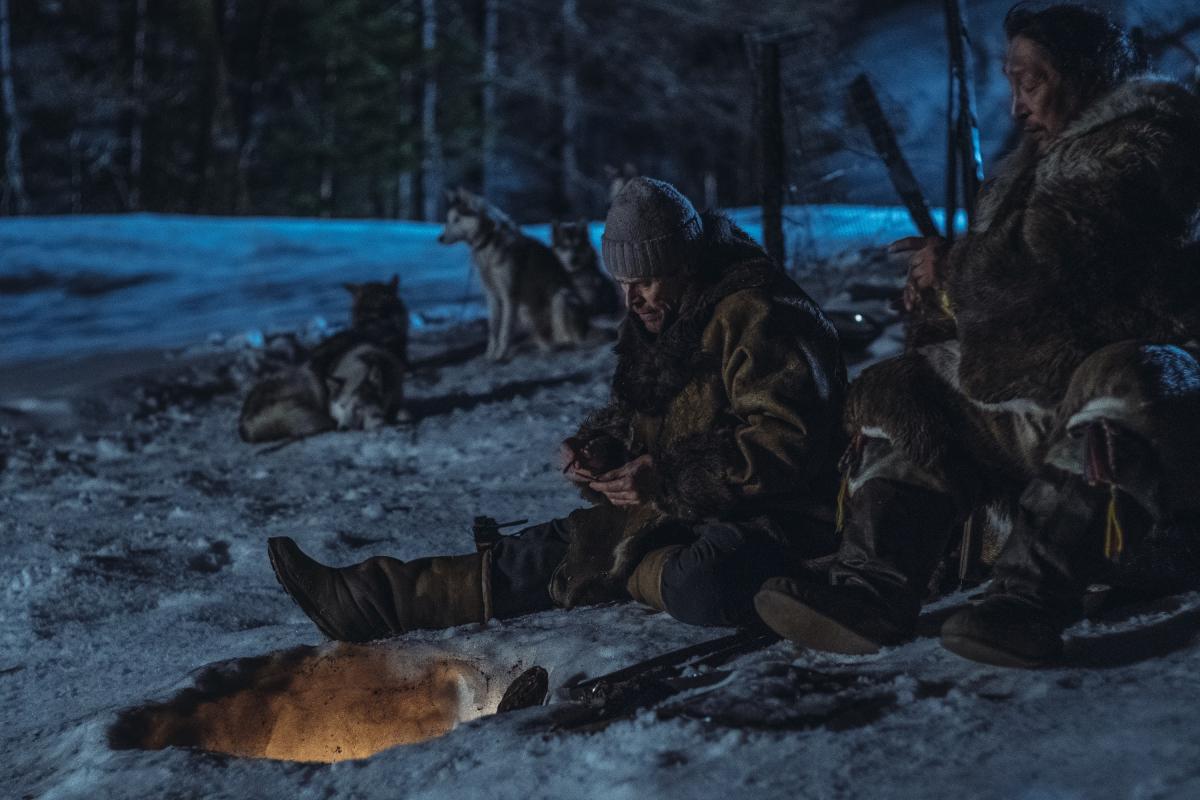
left=945, top=0, right=984, bottom=230
left=849, top=74, right=940, bottom=239
left=758, top=41, right=785, bottom=268
left=944, top=53, right=957, bottom=242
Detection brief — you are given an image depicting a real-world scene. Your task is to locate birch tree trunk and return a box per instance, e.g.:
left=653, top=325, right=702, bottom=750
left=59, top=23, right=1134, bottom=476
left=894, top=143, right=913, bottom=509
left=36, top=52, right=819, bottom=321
left=319, top=53, right=336, bottom=217
left=420, top=0, right=443, bottom=222
left=0, top=0, right=28, bottom=214
left=233, top=0, right=275, bottom=213
left=129, top=0, right=147, bottom=210
left=560, top=0, right=581, bottom=214
left=190, top=0, right=233, bottom=213
left=480, top=0, right=498, bottom=198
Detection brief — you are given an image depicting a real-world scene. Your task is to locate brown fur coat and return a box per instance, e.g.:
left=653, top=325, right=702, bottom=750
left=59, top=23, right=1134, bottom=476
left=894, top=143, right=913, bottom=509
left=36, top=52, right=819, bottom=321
left=548, top=213, right=847, bottom=607
left=941, top=77, right=1200, bottom=405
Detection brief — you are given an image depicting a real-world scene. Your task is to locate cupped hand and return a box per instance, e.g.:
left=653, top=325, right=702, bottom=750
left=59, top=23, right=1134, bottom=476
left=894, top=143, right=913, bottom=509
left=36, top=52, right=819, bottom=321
left=560, top=441, right=599, bottom=484
left=587, top=454, right=659, bottom=507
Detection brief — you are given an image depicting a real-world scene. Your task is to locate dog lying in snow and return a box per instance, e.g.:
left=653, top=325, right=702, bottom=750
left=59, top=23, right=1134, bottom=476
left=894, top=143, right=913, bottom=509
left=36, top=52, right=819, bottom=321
left=238, top=277, right=409, bottom=443
left=438, top=188, right=589, bottom=361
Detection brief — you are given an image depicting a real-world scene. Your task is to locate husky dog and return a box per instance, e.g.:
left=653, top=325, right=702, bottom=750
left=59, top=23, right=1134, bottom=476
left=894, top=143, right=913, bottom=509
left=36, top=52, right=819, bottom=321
left=605, top=162, right=639, bottom=205
left=551, top=219, right=620, bottom=317
left=238, top=277, right=409, bottom=443
left=438, top=187, right=588, bottom=361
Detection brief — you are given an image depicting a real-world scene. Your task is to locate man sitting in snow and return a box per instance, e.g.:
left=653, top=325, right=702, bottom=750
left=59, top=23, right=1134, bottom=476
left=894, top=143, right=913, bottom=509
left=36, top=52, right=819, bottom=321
left=267, top=177, right=847, bottom=639
left=755, top=2, right=1200, bottom=667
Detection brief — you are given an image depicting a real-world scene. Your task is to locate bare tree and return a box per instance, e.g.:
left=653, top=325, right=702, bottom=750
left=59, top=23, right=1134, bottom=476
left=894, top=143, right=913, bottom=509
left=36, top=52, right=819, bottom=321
left=189, top=0, right=235, bottom=213
left=0, top=0, right=28, bottom=214
left=319, top=52, right=336, bottom=216
left=128, top=0, right=148, bottom=210
left=233, top=0, right=278, bottom=213
left=420, top=0, right=443, bottom=221
left=560, top=0, right=581, bottom=214
left=481, top=0, right=499, bottom=198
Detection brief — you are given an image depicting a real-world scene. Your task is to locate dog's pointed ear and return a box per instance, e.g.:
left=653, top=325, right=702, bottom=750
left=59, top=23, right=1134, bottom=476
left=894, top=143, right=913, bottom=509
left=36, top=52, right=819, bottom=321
left=343, top=282, right=360, bottom=297
left=388, top=274, right=399, bottom=293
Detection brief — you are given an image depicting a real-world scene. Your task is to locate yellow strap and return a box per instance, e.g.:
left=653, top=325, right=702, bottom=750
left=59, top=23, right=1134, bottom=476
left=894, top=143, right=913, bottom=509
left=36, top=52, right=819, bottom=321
left=1104, top=485, right=1125, bottom=560
left=937, top=288, right=955, bottom=319
left=835, top=474, right=849, bottom=534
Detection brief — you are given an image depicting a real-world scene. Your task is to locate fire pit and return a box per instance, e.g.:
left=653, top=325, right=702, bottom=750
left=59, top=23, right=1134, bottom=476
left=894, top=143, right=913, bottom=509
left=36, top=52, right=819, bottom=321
left=109, top=642, right=519, bottom=763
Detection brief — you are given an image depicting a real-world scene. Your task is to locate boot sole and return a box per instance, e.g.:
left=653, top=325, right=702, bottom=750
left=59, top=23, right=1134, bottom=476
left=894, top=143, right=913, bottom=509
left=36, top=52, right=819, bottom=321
left=940, top=632, right=1051, bottom=669
left=266, top=538, right=344, bottom=641
left=754, top=588, right=882, bottom=655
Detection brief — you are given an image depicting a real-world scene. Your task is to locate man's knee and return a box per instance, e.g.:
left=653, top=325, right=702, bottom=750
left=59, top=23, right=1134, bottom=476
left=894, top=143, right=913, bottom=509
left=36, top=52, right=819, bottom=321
left=1051, top=342, right=1200, bottom=517
left=1062, top=342, right=1200, bottom=429
left=657, top=525, right=776, bottom=627
left=844, top=350, right=976, bottom=492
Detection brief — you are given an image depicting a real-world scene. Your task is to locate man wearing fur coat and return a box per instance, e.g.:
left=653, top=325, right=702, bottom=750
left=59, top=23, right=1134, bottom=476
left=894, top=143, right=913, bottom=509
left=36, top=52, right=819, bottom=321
left=756, top=3, right=1200, bottom=668
left=266, top=177, right=846, bottom=640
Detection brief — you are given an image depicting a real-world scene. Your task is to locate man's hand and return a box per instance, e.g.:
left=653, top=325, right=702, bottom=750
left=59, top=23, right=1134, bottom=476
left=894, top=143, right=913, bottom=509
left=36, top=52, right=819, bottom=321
left=588, top=454, right=659, bottom=507
left=560, top=441, right=599, bottom=484
left=890, top=235, right=949, bottom=312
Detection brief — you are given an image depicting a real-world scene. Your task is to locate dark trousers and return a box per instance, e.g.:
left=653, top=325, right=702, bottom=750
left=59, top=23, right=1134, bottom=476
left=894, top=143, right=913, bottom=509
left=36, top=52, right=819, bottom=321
left=489, top=517, right=795, bottom=627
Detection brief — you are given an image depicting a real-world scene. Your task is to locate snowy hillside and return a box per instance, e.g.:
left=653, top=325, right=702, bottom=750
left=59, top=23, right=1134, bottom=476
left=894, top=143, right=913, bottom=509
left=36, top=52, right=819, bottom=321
left=0, top=207, right=942, bottom=366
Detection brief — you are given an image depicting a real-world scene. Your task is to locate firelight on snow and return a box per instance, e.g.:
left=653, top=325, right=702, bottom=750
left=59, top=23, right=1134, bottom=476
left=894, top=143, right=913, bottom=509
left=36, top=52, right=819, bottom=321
left=108, top=643, right=512, bottom=763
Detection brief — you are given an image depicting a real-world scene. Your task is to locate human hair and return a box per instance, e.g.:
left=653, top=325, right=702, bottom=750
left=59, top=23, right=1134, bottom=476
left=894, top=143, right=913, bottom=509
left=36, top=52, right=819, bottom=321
left=1004, top=3, right=1138, bottom=105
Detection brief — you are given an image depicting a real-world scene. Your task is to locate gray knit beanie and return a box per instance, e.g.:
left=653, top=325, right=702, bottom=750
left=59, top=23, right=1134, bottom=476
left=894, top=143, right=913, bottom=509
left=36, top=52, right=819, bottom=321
left=601, top=177, right=702, bottom=280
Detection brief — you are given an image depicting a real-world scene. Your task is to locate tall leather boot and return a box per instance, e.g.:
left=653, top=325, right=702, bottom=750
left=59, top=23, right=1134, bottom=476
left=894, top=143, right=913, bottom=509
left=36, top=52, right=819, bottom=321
left=941, top=470, right=1113, bottom=668
left=755, top=478, right=958, bottom=654
left=267, top=537, right=489, bottom=642
left=625, top=546, right=684, bottom=613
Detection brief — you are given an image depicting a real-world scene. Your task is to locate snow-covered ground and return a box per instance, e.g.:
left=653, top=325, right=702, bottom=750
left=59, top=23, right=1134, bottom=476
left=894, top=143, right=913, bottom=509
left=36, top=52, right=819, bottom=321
left=2, top=284, right=1199, bottom=798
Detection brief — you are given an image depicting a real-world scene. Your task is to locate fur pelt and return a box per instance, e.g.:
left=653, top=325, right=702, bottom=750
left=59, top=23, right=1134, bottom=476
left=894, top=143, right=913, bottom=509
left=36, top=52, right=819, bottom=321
left=944, top=77, right=1200, bottom=405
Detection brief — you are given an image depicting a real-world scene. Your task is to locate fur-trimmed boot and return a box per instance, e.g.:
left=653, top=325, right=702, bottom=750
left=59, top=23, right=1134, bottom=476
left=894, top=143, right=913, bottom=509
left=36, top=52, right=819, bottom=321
left=267, top=537, right=489, bottom=642
left=625, top=545, right=685, bottom=612
left=941, top=470, right=1114, bottom=668
left=755, top=478, right=958, bottom=654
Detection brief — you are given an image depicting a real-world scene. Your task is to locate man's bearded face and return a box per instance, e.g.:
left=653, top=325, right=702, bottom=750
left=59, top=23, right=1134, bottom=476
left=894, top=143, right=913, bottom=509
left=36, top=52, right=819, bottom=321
left=618, top=276, right=686, bottom=334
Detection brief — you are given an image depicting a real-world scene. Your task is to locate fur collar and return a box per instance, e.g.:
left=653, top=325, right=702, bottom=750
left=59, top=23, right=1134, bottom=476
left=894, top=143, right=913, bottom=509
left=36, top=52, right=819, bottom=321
left=610, top=212, right=788, bottom=414
left=1056, top=76, right=1200, bottom=144
left=972, top=77, right=1199, bottom=235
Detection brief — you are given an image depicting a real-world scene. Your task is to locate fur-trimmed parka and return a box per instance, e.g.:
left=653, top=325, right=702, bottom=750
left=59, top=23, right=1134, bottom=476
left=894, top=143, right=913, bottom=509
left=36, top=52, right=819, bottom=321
left=942, top=77, right=1200, bottom=405
left=547, top=212, right=847, bottom=607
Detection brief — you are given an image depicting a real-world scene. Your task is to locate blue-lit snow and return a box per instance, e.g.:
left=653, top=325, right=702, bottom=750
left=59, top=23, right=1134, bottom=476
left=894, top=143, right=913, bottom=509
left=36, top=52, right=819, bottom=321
left=0, top=206, right=962, bottom=365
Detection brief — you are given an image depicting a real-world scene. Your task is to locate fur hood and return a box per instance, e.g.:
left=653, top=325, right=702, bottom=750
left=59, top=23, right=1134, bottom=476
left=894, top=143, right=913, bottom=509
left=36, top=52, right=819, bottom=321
left=945, top=75, right=1200, bottom=405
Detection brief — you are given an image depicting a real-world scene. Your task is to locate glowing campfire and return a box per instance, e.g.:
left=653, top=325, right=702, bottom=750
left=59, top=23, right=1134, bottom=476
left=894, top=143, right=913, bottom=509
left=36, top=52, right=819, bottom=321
left=109, top=643, right=519, bottom=763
